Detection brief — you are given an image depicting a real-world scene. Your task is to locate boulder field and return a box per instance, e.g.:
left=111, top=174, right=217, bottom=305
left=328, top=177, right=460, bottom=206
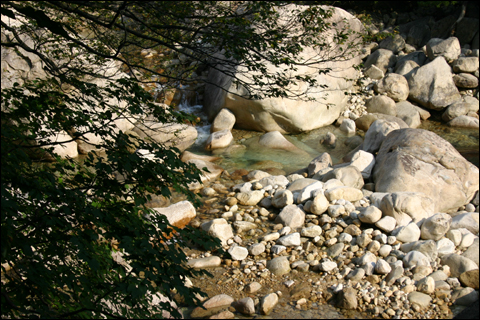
left=149, top=125, right=479, bottom=319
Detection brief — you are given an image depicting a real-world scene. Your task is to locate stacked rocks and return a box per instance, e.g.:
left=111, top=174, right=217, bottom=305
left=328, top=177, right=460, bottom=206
left=341, top=19, right=479, bottom=131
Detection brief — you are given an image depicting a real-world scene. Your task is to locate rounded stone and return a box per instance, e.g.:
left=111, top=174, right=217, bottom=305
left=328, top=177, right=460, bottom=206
left=267, top=256, right=291, bottom=276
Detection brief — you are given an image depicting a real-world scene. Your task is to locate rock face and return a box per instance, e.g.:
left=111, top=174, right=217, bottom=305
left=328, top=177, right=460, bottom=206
left=203, top=5, right=365, bottom=133
left=373, top=129, right=479, bottom=213
left=407, top=57, right=461, bottom=110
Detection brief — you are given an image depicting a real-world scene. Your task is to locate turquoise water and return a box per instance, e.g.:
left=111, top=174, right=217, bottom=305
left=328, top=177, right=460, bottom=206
left=182, top=102, right=479, bottom=174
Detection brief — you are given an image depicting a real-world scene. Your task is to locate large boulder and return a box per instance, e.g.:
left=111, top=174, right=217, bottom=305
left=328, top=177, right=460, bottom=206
left=373, top=129, right=479, bottom=213
left=133, top=121, right=197, bottom=152
left=379, top=192, right=435, bottom=227
left=203, top=5, right=365, bottom=133
left=258, top=131, right=306, bottom=154
left=407, top=57, right=461, bottom=111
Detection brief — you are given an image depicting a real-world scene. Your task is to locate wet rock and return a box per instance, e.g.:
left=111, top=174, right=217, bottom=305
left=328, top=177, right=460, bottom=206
left=319, top=131, right=337, bottom=148
left=245, top=170, right=271, bottom=181
left=442, top=101, right=475, bottom=122
left=181, top=150, right=221, bottom=163
left=258, top=175, right=290, bottom=189
left=209, top=310, right=235, bottom=319
left=188, top=159, right=225, bottom=182
left=340, top=118, right=356, bottom=135
left=259, top=131, right=305, bottom=153
left=205, top=129, right=233, bottom=150
left=190, top=294, right=234, bottom=317
left=355, top=113, right=409, bottom=131
left=448, top=115, right=480, bottom=128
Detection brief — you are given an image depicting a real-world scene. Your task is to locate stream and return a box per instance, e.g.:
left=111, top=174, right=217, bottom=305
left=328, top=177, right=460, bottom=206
left=179, top=103, right=479, bottom=173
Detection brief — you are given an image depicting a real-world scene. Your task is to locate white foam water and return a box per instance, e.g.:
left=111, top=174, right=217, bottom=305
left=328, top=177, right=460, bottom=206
left=177, top=102, right=211, bottom=147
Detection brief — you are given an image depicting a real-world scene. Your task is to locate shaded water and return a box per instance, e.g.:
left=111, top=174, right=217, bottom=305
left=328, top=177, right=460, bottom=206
left=182, top=103, right=479, bottom=174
